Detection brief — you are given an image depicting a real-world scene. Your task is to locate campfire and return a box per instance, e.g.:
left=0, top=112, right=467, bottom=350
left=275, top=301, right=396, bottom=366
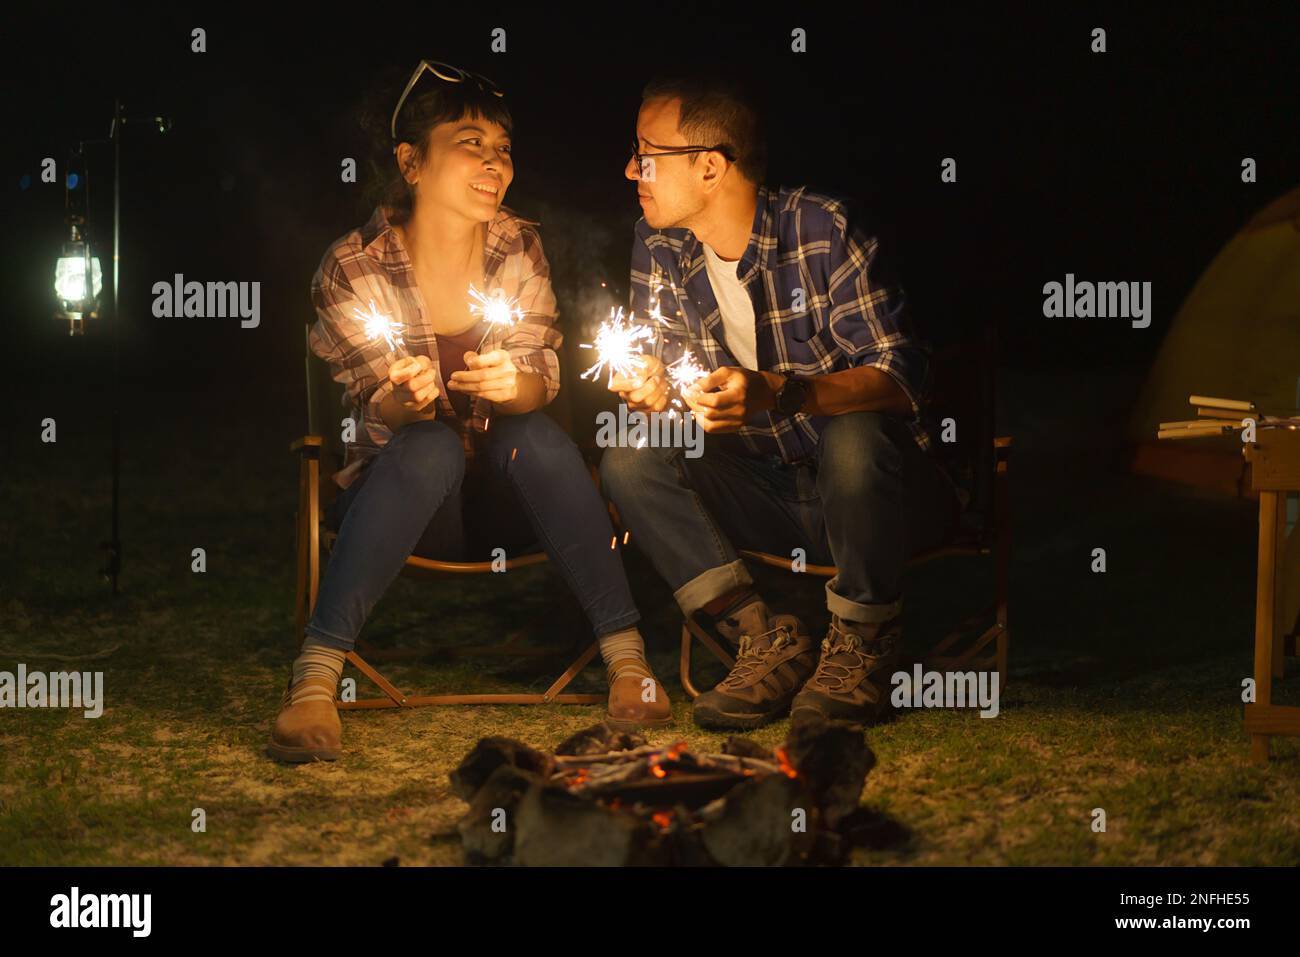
left=447, top=720, right=893, bottom=866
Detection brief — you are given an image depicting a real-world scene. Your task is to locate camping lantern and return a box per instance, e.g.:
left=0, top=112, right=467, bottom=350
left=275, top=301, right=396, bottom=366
left=54, top=223, right=103, bottom=334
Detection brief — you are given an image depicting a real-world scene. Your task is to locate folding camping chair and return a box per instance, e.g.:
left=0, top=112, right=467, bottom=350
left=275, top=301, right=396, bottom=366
left=677, top=325, right=1013, bottom=698
left=290, top=324, right=603, bottom=711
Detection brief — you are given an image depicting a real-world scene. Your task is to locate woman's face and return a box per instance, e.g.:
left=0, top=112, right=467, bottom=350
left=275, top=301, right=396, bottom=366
left=400, top=112, right=514, bottom=222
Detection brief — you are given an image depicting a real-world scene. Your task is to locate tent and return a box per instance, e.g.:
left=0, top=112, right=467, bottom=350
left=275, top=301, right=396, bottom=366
left=1128, top=186, right=1300, bottom=498
left=1127, top=187, right=1300, bottom=643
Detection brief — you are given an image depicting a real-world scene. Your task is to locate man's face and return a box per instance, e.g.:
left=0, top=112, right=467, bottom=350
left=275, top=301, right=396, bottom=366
left=625, top=97, right=706, bottom=230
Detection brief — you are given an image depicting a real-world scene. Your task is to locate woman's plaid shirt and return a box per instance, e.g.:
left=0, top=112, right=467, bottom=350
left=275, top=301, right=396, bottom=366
left=630, top=185, right=936, bottom=466
left=309, top=205, right=562, bottom=489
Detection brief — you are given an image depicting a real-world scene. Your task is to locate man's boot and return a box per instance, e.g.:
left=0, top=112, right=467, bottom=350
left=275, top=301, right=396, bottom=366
left=692, top=614, right=818, bottom=730
left=791, top=608, right=903, bottom=726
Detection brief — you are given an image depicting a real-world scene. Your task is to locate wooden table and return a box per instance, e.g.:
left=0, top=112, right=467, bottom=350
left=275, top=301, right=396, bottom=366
left=1241, top=427, right=1300, bottom=763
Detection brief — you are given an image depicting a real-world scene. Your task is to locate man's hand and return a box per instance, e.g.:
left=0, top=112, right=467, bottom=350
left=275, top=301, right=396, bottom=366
left=607, top=355, right=669, bottom=414
left=681, top=366, right=783, bottom=433
left=446, top=349, right=520, bottom=404
left=388, top=354, right=440, bottom=414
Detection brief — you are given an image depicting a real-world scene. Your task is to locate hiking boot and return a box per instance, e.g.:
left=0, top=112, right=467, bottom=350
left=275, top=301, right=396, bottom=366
left=791, top=611, right=903, bottom=726
left=606, top=666, right=673, bottom=730
left=266, top=676, right=342, bottom=763
left=692, top=614, right=818, bottom=730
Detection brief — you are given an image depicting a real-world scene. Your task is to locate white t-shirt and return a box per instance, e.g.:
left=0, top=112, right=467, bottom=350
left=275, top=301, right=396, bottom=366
left=701, top=242, right=759, bottom=370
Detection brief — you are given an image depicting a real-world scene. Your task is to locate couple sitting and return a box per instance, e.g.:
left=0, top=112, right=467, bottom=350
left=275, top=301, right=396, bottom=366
left=267, top=60, right=961, bottom=763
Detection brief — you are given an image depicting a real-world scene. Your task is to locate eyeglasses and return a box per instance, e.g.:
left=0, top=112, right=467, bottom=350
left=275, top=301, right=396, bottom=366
left=630, top=137, right=736, bottom=178
left=391, top=60, right=505, bottom=150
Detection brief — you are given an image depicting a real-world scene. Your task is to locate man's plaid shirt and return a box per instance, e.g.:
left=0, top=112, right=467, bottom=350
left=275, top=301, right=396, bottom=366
left=630, top=185, right=936, bottom=466
left=310, top=205, right=562, bottom=489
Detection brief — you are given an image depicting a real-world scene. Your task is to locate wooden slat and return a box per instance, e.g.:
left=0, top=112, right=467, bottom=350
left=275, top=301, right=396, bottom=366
left=1244, top=703, right=1300, bottom=736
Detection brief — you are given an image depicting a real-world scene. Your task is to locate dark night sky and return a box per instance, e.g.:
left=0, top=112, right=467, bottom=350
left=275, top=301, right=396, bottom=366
left=4, top=4, right=1298, bottom=403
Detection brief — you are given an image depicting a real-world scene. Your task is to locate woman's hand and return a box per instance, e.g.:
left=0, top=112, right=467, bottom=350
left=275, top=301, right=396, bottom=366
left=446, top=349, right=520, bottom=404
left=388, top=355, right=440, bottom=413
left=607, top=355, right=669, bottom=414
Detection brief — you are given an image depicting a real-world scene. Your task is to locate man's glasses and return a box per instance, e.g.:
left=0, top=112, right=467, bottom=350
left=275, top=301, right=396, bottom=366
left=391, top=60, right=505, bottom=150
left=631, top=138, right=736, bottom=178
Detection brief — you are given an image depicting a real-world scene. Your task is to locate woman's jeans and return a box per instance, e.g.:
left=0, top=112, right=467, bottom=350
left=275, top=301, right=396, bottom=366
left=303, top=412, right=641, bottom=651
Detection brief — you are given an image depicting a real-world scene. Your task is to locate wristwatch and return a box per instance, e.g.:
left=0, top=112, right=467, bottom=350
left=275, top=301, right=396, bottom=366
left=775, top=374, right=811, bottom=417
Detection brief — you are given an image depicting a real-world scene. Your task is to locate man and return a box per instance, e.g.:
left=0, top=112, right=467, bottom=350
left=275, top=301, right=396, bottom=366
left=599, top=72, right=962, bottom=730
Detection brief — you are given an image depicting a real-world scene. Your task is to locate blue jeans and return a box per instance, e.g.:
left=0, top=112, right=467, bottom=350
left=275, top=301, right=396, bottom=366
left=304, top=412, right=641, bottom=651
left=599, top=411, right=961, bottom=622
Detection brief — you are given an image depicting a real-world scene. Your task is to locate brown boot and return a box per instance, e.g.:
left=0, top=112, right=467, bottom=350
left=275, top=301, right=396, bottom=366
left=791, top=610, right=903, bottom=727
left=606, top=664, right=673, bottom=730
left=692, top=614, right=818, bottom=730
left=266, top=676, right=342, bottom=763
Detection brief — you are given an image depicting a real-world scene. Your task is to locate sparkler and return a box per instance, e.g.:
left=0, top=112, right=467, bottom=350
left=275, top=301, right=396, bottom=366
left=579, top=306, right=656, bottom=385
left=468, top=284, right=523, bottom=353
left=353, top=299, right=405, bottom=353
left=666, top=349, right=707, bottom=394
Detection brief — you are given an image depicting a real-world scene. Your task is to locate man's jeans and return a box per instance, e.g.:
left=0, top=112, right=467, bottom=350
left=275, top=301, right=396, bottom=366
left=304, top=412, right=641, bottom=651
left=599, top=410, right=961, bottom=624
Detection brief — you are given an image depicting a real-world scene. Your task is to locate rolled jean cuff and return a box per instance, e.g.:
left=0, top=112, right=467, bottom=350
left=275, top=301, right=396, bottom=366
left=302, top=625, right=355, bottom=653
left=673, top=559, right=754, bottom=617
left=825, top=577, right=903, bottom=624
left=593, top=609, right=643, bottom=640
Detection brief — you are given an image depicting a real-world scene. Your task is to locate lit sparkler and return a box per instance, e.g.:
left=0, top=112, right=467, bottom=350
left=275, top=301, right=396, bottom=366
left=579, top=306, right=656, bottom=385
left=666, top=349, right=707, bottom=394
left=468, top=284, right=524, bottom=353
left=353, top=299, right=405, bottom=353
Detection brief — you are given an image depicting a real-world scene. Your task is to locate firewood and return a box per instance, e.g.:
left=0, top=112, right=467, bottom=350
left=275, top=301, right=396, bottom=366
left=722, top=736, right=775, bottom=760
left=552, top=745, right=661, bottom=766
left=698, top=774, right=817, bottom=866
left=553, top=723, right=647, bottom=756
left=456, top=764, right=546, bottom=865
left=449, top=737, right=554, bottom=802
left=782, top=720, right=876, bottom=828
left=513, top=783, right=647, bottom=866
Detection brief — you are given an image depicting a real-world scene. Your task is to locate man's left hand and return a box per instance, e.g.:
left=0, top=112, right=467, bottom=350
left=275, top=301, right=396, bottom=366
left=681, top=367, right=784, bottom=433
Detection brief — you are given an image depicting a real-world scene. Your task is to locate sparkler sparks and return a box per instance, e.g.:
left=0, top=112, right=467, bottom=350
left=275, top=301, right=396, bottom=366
left=579, top=306, right=656, bottom=385
left=353, top=299, right=405, bottom=353
left=666, top=349, right=707, bottom=394
left=468, top=284, right=523, bottom=352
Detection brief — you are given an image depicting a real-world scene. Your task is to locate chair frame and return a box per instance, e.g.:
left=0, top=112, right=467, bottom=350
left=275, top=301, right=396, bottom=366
left=292, top=330, right=603, bottom=711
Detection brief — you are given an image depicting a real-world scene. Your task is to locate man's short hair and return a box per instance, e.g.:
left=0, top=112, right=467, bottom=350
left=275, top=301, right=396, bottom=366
left=641, top=72, right=767, bottom=184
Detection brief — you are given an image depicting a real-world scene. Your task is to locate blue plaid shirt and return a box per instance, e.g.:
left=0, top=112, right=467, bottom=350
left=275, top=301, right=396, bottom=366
left=630, top=185, right=936, bottom=466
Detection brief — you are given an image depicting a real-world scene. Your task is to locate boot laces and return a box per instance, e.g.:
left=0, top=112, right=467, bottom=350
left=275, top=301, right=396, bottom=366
left=810, top=620, right=892, bottom=692
left=721, top=623, right=793, bottom=688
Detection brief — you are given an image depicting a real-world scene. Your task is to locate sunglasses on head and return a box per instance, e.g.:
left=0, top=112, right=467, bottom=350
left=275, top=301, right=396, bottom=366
left=390, top=60, right=505, bottom=151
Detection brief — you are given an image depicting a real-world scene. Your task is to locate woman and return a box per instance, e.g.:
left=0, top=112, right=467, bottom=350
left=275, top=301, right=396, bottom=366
left=267, top=61, right=670, bottom=763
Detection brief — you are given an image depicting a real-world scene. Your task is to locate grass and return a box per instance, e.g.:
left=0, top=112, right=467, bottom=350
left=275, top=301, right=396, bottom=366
left=2, top=369, right=1299, bottom=866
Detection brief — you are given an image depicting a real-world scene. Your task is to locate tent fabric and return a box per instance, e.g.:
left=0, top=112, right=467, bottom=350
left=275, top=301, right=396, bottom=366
left=1128, top=186, right=1300, bottom=464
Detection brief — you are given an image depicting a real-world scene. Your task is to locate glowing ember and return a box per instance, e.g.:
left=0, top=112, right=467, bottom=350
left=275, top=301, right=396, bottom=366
left=353, top=299, right=405, bottom=352
left=651, top=811, right=673, bottom=830
left=579, top=307, right=655, bottom=385
left=468, top=284, right=523, bottom=352
left=774, top=746, right=799, bottom=779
